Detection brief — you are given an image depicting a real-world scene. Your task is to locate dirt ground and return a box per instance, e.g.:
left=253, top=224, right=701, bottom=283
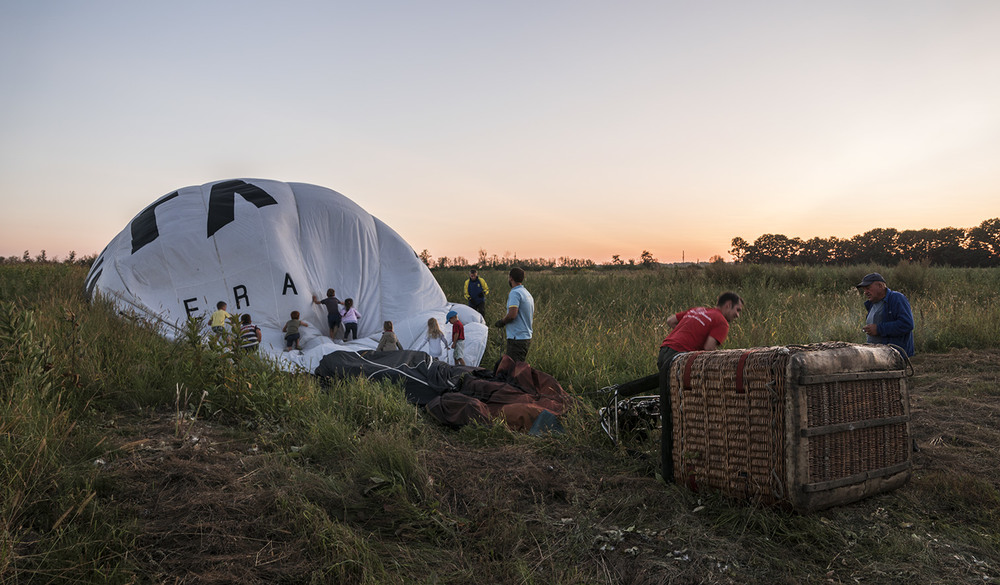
left=99, top=349, right=1000, bottom=584
left=907, top=350, right=1000, bottom=487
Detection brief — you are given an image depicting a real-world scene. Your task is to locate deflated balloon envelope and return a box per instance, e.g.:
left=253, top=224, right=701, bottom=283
left=85, top=179, right=487, bottom=369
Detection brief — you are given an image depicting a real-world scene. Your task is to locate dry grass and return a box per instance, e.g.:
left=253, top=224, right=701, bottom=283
left=54, top=349, right=996, bottom=584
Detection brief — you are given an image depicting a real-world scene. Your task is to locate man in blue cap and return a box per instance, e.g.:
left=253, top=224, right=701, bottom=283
left=446, top=310, right=466, bottom=366
left=857, top=272, right=915, bottom=357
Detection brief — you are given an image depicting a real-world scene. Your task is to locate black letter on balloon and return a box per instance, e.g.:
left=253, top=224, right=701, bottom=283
left=183, top=298, right=200, bottom=318
left=233, top=285, right=249, bottom=309
left=282, top=273, right=298, bottom=296
left=207, top=180, right=278, bottom=237
left=84, top=250, right=107, bottom=299
left=131, top=191, right=181, bottom=254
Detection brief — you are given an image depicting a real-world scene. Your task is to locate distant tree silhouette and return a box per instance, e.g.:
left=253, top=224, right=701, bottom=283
left=859, top=228, right=900, bottom=265
left=729, top=237, right=750, bottom=263
left=742, top=233, right=799, bottom=263
left=966, top=218, right=1000, bottom=266
left=1, top=250, right=96, bottom=266
left=929, top=227, right=967, bottom=265
left=897, top=229, right=934, bottom=263
left=639, top=250, right=656, bottom=267
left=798, top=237, right=836, bottom=264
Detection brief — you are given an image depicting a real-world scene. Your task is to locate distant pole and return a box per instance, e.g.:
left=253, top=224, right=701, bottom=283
left=682, top=250, right=685, bottom=263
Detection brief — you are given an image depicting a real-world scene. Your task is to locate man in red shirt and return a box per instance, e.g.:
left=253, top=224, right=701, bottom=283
left=658, top=291, right=743, bottom=482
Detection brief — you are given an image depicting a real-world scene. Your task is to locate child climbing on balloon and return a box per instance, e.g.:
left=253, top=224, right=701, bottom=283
left=416, top=317, right=449, bottom=362
left=376, top=320, right=403, bottom=351
left=312, top=288, right=343, bottom=340
left=239, top=313, right=262, bottom=352
left=282, top=310, right=309, bottom=351
left=340, top=298, right=361, bottom=341
left=210, top=301, right=232, bottom=335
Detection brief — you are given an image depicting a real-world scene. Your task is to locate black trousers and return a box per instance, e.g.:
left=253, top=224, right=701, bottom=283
left=657, top=346, right=680, bottom=484
left=505, top=338, right=531, bottom=363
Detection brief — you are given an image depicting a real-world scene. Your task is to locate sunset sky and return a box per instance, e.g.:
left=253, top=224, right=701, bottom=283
left=2, top=1, right=998, bottom=264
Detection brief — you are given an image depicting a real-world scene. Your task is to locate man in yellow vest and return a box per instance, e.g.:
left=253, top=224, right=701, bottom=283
left=463, top=268, right=489, bottom=318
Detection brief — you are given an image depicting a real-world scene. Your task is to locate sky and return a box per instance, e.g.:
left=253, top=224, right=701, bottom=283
left=1, top=1, right=998, bottom=264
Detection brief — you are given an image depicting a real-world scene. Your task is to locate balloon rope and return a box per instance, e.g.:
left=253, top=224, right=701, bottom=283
left=103, top=288, right=183, bottom=334
left=350, top=351, right=433, bottom=387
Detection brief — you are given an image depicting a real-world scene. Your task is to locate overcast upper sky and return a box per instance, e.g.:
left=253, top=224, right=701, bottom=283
left=2, top=1, right=998, bottom=263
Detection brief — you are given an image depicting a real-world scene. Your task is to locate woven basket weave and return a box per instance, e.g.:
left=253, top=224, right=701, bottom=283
left=669, top=342, right=911, bottom=512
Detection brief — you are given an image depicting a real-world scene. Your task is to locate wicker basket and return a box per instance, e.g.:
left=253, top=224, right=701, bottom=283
left=669, top=342, right=911, bottom=512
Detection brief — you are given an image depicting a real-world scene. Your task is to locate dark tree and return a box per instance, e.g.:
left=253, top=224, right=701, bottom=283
left=729, top=237, right=750, bottom=263
left=966, top=218, right=1000, bottom=266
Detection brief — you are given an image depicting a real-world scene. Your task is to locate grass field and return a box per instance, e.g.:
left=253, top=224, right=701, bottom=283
left=2, top=262, right=999, bottom=584
left=435, top=263, right=1000, bottom=399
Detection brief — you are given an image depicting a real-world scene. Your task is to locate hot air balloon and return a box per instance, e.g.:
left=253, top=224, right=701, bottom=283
left=85, top=179, right=487, bottom=369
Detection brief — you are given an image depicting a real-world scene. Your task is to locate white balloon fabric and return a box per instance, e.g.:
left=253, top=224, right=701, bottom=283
left=84, top=179, right=487, bottom=370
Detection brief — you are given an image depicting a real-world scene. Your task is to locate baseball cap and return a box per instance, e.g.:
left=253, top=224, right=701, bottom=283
left=856, top=273, right=886, bottom=288
left=446, top=310, right=458, bottom=321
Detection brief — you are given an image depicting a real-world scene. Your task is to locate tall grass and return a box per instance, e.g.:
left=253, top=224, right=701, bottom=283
left=434, top=263, right=1000, bottom=399
left=1, top=266, right=138, bottom=581
left=0, top=263, right=459, bottom=582
left=3, top=262, right=1000, bottom=583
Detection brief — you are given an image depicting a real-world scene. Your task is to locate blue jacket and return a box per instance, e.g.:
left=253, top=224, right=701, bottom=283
left=464, top=277, right=489, bottom=304
left=864, top=288, right=915, bottom=357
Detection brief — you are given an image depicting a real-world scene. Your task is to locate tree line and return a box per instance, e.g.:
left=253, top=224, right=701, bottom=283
left=0, top=250, right=98, bottom=266
left=419, top=248, right=659, bottom=271
left=729, top=218, right=1000, bottom=267
left=9, top=216, right=997, bottom=270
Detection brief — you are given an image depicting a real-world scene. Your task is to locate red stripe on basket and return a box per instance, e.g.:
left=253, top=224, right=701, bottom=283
left=685, top=463, right=698, bottom=491
left=682, top=352, right=703, bottom=390
left=735, top=351, right=751, bottom=394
